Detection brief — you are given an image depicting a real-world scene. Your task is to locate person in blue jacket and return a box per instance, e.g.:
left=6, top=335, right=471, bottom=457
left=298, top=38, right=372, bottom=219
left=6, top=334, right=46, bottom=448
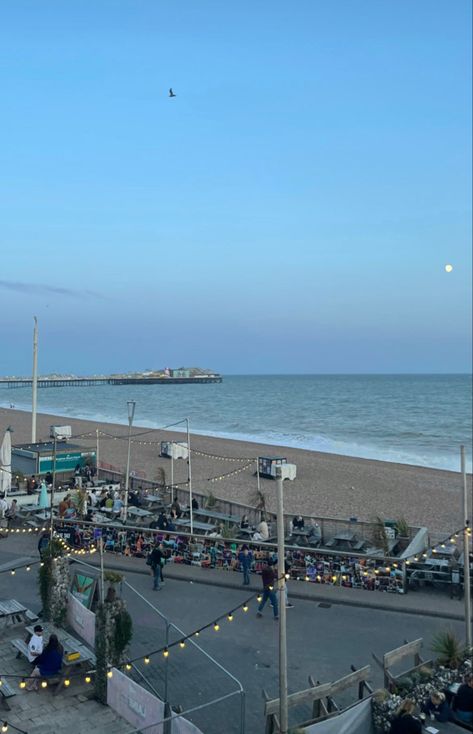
left=238, top=544, right=253, bottom=585
left=27, top=634, right=63, bottom=690
left=421, top=690, right=450, bottom=722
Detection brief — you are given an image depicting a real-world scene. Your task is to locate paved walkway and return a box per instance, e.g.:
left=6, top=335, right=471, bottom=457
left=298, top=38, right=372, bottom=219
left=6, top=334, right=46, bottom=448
left=0, top=628, right=131, bottom=734
left=1, top=532, right=466, bottom=620
left=83, top=550, right=465, bottom=621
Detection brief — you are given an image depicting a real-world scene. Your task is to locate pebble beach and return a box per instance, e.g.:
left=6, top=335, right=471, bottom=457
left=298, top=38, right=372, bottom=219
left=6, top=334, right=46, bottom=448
left=1, top=407, right=471, bottom=535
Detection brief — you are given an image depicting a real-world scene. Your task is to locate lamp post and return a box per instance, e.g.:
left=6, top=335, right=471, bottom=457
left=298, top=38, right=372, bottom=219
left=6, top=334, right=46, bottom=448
left=461, top=445, right=472, bottom=649
left=31, top=317, right=38, bottom=443
left=123, top=400, right=136, bottom=524
left=186, top=418, right=193, bottom=534
left=275, top=466, right=288, bottom=734
left=50, top=432, right=57, bottom=543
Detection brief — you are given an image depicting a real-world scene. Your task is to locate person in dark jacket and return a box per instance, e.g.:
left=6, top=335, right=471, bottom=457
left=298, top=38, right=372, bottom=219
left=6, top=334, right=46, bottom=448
left=421, top=690, right=449, bottom=722
left=454, top=674, right=473, bottom=724
left=389, top=700, right=422, bottom=734
left=148, top=543, right=163, bottom=590
left=256, top=560, right=278, bottom=619
left=26, top=634, right=63, bottom=690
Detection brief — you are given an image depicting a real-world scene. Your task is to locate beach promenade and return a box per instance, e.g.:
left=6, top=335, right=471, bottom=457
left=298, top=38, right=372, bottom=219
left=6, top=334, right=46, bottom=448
left=1, top=407, right=471, bottom=535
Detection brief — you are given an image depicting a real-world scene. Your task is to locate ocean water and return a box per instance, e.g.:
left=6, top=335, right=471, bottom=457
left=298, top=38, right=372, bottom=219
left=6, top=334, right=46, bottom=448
left=1, top=374, right=471, bottom=472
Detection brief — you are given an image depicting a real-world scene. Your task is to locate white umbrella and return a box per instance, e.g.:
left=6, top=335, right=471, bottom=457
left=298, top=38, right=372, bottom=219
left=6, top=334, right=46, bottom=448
left=0, top=428, right=12, bottom=497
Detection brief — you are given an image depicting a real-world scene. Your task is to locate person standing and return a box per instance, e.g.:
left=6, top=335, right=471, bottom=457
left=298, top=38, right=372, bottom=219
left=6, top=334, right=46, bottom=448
left=238, top=545, right=253, bottom=585
left=256, top=560, right=279, bottom=620
left=148, top=543, right=163, bottom=591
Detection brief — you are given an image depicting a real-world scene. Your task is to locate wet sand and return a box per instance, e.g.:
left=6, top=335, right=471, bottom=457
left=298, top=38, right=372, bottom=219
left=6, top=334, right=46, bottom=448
left=1, top=407, right=470, bottom=534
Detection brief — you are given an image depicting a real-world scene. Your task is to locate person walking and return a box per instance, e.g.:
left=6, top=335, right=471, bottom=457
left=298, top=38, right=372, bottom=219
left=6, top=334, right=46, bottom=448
left=256, top=559, right=279, bottom=620
left=148, top=542, right=163, bottom=591
left=238, top=544, right=253, bottom=585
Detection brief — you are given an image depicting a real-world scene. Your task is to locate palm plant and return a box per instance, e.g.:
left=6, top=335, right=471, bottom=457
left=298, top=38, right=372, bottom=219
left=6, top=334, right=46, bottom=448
left=431, top=630, right=465, bottom=668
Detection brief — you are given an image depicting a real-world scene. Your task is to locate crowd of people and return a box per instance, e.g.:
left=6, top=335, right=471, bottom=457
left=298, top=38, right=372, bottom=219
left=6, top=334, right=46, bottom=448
left=388, top=676, right=473, bottom=731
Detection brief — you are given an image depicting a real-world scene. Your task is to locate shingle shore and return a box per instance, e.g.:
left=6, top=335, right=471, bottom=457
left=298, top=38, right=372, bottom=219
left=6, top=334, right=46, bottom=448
left=1, top=407, right=471, bottom=534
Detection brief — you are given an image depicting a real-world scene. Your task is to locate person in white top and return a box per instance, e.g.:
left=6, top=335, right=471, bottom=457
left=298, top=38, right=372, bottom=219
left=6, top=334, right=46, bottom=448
left=0, top=494, right=8, bottom=518
left=253, top=519, right=269, bottom=542
left=28, top=625, right=44, bottom=663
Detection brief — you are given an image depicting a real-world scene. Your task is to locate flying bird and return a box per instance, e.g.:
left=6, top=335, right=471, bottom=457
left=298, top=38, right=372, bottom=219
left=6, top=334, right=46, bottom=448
left=169, top=88, right=176, bottom=98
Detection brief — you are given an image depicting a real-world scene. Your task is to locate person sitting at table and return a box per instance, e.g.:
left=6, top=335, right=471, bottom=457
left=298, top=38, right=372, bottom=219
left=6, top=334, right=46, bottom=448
left=421, top=690, right=449, bottom=722
left=292, top=515, right=305, bottom=531
left=44, top=471, right=53, bottom=486
left=112, top=492, right=123, bottom=516
left=157, top=511, right=169, bottom=530
left=170, top=500, right=182, bottom=518
left=389, top=699, right=421, bottom=733
left=5, top=499, right=18, bottom=527
left=26, top=634, right=63, bottom=691
left=64, top=499, right=77, bottom=519
left=58, top=494, right=70, bottom=518
left=104, top=494, right=114, bottom=510
left=307, top=519, right=322, bottom=543
left=191, top=497, right=199, bottom=510
left=27, top=624, right=44, bottom=665
left=240, top=514, right=250, bottom=529
left=129, top=491, right=140, bottom=508
left=453, top=673, right=473, bottom=724
left=253, top=519, right=269, bottom=542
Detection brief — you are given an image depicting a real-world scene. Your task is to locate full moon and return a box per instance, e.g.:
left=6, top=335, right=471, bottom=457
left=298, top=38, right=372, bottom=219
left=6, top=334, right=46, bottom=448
left=445, top=264, right=453, bottom=273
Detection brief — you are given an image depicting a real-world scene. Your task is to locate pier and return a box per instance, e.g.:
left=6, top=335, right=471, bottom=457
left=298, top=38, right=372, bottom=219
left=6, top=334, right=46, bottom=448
left=0, top=375, right=222, bottom=389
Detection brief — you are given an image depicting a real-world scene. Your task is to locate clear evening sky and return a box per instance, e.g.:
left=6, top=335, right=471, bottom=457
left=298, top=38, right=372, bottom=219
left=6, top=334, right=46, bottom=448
left=0, top=1, right=471, bottom=375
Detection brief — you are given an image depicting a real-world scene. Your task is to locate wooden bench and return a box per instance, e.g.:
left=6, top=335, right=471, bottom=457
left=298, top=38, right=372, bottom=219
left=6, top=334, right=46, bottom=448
left=11, top=639, right=29, bottom=661
left=0, top=679, right=16, bottom=710
left=25, top=609, right=39, bottom=623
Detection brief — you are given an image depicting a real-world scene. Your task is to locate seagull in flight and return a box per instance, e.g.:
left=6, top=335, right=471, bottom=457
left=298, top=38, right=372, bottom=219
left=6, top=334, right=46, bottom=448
left=169, top=88, right=176, bottom=98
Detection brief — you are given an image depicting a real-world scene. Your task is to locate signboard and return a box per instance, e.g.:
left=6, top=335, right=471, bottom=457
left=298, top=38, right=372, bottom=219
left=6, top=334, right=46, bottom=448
left=39, top=450, right=96, bottom=473
left=70, top=572, right=98, bottom=610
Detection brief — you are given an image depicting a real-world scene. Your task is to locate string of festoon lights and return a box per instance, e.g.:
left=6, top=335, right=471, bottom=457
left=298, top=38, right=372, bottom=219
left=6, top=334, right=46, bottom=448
left=58, top=427, right=258, bottom=462
left=0, top=582, right=288, bottom=697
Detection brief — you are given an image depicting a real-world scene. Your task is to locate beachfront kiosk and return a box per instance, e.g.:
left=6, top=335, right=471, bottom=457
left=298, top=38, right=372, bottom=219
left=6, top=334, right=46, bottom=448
left=11, top=441, right=96, bottom=478
left=258, top=456, right=297, bottom=480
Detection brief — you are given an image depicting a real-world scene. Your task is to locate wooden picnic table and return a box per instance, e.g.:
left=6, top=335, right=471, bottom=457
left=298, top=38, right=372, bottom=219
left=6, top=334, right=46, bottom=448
left=126, top=507, right=153, bottom=518
left=422, top=719, right=470, bottom=732
left=25, top=624, right=96, bottom=667
left=194, top=509, right=240, bottom=525
left=0, top=599, right=28, bottom=626
left=142, top=494, right=164, bottom=506
left=174, top=519, right=217, bottom=534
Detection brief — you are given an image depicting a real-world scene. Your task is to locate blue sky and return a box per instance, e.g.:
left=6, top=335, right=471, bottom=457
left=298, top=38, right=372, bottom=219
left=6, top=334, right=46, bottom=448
left=0, top=0, right=471, bottom=375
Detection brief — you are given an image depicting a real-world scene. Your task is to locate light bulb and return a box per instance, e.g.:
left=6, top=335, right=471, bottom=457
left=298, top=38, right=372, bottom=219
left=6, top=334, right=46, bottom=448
left=64, top=679, right=70, bottom=687
left=85, top=676, right=91, bottom=684
left=41, top=680, right=48, bottom=689
left=242, top=605, right=248, bottom=613
left=144, top=657, right=150, bottom=665
left=107, top=671, right=113, bottom=679
left=213, top=623, right=220, bottom=631
left=227, top=614, right=233, bottom=622
left=179, top=641, right=186, bottom=649
left=163, top=649, right=169, bottom=658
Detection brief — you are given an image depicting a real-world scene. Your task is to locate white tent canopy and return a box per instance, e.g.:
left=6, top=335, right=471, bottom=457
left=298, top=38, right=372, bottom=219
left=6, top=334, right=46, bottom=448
left=0, top=428, right=12, bottom=496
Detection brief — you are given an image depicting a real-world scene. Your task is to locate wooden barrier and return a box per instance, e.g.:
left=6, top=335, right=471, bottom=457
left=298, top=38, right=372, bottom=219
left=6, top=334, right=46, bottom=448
left=262, top=665, right=372, bottom=734
left=372, top=638, right=433, bottom=691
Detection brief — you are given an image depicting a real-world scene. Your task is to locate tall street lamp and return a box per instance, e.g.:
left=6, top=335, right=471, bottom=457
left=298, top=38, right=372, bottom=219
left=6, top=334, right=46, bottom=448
left=123, top=400, right=136, bottom=523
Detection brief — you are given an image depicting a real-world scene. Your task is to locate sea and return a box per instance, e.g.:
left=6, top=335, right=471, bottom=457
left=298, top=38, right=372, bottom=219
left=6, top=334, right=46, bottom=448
left=1, top=374, right=472, bottom=473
